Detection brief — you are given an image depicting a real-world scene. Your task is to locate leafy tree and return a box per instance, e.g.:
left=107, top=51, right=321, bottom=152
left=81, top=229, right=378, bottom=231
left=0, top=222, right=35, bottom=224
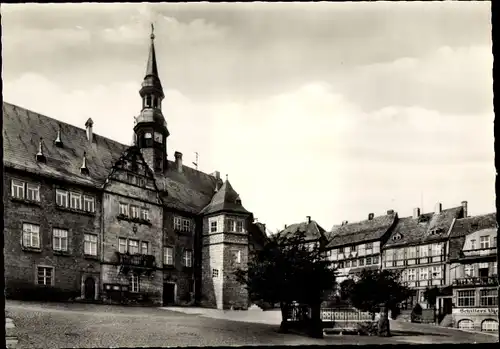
left=339, top=269, right=412, bottom=337
left=235, top=230, right=337, bottom=338
left=423, top=286, right=440, bottom=309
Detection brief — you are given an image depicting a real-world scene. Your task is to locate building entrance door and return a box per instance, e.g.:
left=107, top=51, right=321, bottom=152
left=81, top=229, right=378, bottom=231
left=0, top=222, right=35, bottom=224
left=163, top=283, right=175, bottom=306
left=443, top=298, right=452, bottom=315
left=84, top=277, right=95, bottom=300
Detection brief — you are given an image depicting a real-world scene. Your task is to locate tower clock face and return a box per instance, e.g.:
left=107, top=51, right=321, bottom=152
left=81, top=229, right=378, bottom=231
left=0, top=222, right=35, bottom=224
left=154, top=132, right=163, bottom=143
left=144, top=132, right=152, bottom=139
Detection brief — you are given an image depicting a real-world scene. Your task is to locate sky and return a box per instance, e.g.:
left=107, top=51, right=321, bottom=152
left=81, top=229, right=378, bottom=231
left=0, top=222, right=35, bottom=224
left=1, top=2, right=495, bottom=233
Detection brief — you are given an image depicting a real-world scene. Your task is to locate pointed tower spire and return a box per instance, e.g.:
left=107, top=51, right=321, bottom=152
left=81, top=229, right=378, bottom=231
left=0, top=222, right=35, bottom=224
left=146, top=23, right=159, bottom=78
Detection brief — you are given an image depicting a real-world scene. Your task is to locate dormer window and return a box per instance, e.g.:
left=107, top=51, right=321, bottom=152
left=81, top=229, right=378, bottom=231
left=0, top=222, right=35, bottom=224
left=392, top=233, right=402, bottom=241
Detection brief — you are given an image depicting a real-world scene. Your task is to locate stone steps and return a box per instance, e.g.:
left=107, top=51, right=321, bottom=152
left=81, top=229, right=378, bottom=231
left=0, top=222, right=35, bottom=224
left=5, top=317, right=18, bottom=348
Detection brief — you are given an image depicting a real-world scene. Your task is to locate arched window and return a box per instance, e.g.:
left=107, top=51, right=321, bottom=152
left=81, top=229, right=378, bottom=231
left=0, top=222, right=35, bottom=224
left=143, top=132, right=153, bottom=147
left=457, top=319, right=474, bottom=330
left=481, top=319, right=498, bottom=332
left=145, top=95, right=152, bottom=108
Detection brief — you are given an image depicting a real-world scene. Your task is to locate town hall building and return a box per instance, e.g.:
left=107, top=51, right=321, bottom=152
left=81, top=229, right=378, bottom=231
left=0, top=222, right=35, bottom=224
left=3, top=28, right=266, bottom=309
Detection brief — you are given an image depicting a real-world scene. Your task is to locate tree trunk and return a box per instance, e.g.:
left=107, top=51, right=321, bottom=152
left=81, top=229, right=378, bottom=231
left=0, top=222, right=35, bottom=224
left=308, top=303, right=324, bottom=339
left=377, top=304, right=391, bottom=337
left=279, top=302, right=289, bottom=333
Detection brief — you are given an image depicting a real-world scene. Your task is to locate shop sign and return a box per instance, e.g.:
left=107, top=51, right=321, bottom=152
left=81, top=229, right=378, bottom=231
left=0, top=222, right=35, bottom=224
left=452, top=308, right=498, bottom=315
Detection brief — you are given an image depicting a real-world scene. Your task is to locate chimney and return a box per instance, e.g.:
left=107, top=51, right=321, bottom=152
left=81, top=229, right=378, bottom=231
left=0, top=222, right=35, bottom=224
left=387, top=209, right=395, bottom=215
left=342, top=220, right=348, bottom=226
left=368, top=213, right=374, bottom=220
left=413, top=208, right=421, bottom=219
left=284, top=224, right=288, bottom=229
left=211, top=171, right=221, bottom=180
left=306, top=216, right=311, bottom=224
left=461, top=201, right=468, bottom=218
left=85, top=118, right=94, bottom=143
left=435, top=202, right=442, bottom=214
left=174, top=151, right=183, bottom=173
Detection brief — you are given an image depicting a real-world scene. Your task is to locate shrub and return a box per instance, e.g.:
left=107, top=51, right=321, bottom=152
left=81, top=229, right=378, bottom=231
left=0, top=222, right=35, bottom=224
left=6, top=281, right=80, bottom=302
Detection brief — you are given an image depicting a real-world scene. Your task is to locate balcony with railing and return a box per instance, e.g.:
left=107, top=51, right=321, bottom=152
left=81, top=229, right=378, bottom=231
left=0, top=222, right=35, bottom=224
left=115, top=252, right=156, bottom=275
left=452, top=276, right=498, bottom=287
left=459, top=247, right=496, bottom=259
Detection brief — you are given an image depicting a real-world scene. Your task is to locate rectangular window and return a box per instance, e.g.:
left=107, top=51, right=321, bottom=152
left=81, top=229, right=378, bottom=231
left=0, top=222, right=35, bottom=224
left=236, top=221, right=243, bottom=232
left=174, top=217, right=182, bottom=231
left=233, top=250, right=241, bottom=264
left=408, top=269, right=416, bottom=281
left=11, top=180, right=25, bottom=199
left=119, top=203, right=129, bottom=216
left=432, top=266, right=442, bottom=279
left=84, top=234, right=97, bottom=256
left=22, top=223, right=40, bottom=248
left=372, top=255, right=379, bottom=264
left=345, top=260, right=351, bottom=268
left=128, top=239, right=139, bottom=254
left=182, top=219, right=191, bottom=232
left=183, top=250, right=193, bottom=267
left=420, top=267, right=429, bottom=280
left=127, top=173, right=137, bottom=185
left=480, top=289, right=497, bottom=306
left=70, top=192, right=82, bottom=210
left=227, top=219, right=236, bottom=232
left=408, top=246, right=417, bottom=259
left=358, top=258, right=364, bottom=266
left=493, top=237, right=497, bottom=248
left=480, top=236, right=490, bottom=249
left=365, top=242, right=373, bottom=253
left=366, top=257, right=372, bottom=265
left=119, top=238, right=127, bottom=253
left=37, top=266, right=53, bottom=286
left=212, top=269, right=219, bottom=278
left=141, top=241, right=149, bottom=255
left=129, top=275, right=140, bottom=293
left=385, top=251, right=394, bottom=261
left=457, top=290, right=476, bottom=307
left=351, top=259, right=357, bottom=267
left=339, top=247, right=344, bottom=253
left=164, top=247, right=174, bottom=265
left=464, top=264, right=475, bottom=277
left=141, top=208, right=149, bottom=221
left=210, top=220, right=217, bottom=233
left=56, top=189, right=68, bottom=208
left=338, top=261, right=345, bottom=269
left=83, top=195, right=95, bottom=213
left=420, top=245, right=429, bottom=257
left=26, top=183, right=40, bottom=202
left=130, top=205, right=139, bottom=219
left=470, top=239, right=476, bottom=250
left=396, top=249, right=404, bottom=260
left=53, top=228, right=68, bottom=252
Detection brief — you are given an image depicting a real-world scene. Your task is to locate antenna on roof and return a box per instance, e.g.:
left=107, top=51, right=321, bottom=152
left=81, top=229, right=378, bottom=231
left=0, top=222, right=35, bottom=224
left=192, top=152, right=199, bottom=170
left=421, top=191, right=424, bottom=213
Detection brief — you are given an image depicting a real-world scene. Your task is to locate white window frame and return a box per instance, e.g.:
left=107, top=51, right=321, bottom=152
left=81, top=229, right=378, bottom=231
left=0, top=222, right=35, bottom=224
left=236, top=220, right=243, bottom=232
left=408, top=268, right=416, bottom=281
left=182, top=219, right=191, bottom=232
left=419, top=267, right=429, bottom=280
left=432, top=266, right=442, bottom=279
left=408, top=246, right=417, bottom=259
left=183, top=250, right=193, bottom=267
left=480, top=288, right=497, bottom=307
left=141, top=241, right=149, bottom=255
left=482, top=320, right=499, bottom=332
left=366, top=257, right=372, bottom=265
left=36, top=266, right=54, bottom=286
left=210, top=220, right=217, bottom=233
left=52, top=228, right=68, bottom=252
left=164, top=246, right=174, bottom=265
left=70, top=192, right=82, bottom=210
left=11, top=179, right=25, bottom=199
left=130, top=274, right=140, bottom=293
left=119, top=238, right=127, bottom=253
left=56, top=189, right=68, bottom=208
left=233, top=250, right=241, bottom=264
left=212, top=269, right=219, bottom=278
left=351, top=259, right=357, bottom=267
left=119, top=203, right=129, bottom=216
left=26, top=183, right=40, bottom=202
left=174, top=217, right=182, bottom=231
left=457, top=289, right=476, bottom=307
left=480, top=236, right=490, bottom=249
left=83, top=195, right=95, bottom=213
left=227, top=219, right=236, bottom=232
left=141, top=208, right=149, bottom=221
left=128, top=239, right=139, bottom=254
left=84, top=234, right=97, bottom=256
left=470, top=239, right=476, bottom=250
left=22, top=223, right=40, bottom=248
left=130, top=205, right=139, bottom=219
left=420, top=245, right=429, bottom=257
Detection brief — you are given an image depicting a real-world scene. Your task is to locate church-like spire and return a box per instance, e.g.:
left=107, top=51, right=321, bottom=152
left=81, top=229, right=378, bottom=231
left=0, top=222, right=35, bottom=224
left=145, top=23, right=159, bottom=79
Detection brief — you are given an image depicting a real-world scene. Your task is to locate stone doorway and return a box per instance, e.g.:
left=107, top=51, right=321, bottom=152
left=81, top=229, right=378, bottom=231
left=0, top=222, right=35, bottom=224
left=84, top=277, right=96, bottom=300
left=163, top=283, right=176, bottom=306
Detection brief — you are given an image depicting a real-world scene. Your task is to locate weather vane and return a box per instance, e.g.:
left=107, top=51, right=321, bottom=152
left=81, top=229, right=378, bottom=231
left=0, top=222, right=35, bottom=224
left=150, top=23, right=155, bottom=40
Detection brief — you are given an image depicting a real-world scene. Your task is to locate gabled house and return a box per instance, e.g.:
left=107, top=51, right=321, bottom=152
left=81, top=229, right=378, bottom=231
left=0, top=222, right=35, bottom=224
left=3, top=29, right=258, bottom=310
left=279, top=216, right=329, bottom=251
left=382, top=202, right=466, bottom=310
left=446, top=213, right=498, bottom=332
left=325, top=210, right=398, bottom=284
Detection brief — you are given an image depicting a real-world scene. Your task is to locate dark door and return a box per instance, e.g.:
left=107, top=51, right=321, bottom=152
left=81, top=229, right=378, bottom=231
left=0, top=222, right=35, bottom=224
left=163, top=283, right=175, bottom=306
left=84, top=277, right=95, bottom=300
left=443, top=298, right=452, bottom=315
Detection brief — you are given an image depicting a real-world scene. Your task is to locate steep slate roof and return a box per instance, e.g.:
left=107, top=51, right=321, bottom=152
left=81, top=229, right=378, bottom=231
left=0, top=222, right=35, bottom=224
left=447, top=213, right=497, bottom=260
left=199, top=180, right=250, bottom=216
left=3, top=102, right=226, bottom=214
left=326, top=212, right=397, bottom=249
left=248, top=222, right=269, bottom=248
left=280, top=220, right=328, bottom=242
left=448, top=213, right=497, bottom=238
left=384, top=206, right=464, bottom=248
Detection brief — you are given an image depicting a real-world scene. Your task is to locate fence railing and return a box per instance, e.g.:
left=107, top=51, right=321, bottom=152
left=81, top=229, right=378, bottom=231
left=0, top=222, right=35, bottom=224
left=287, top=305, right=373, bottom=322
